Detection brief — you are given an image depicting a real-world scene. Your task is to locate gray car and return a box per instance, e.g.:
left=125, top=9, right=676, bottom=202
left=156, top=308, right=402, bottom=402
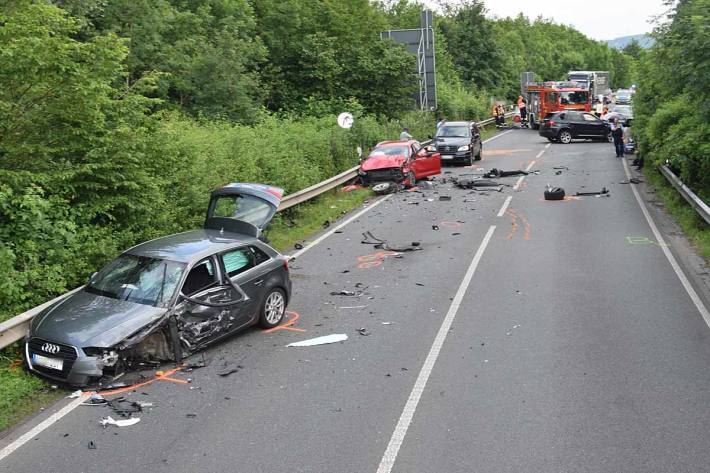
left=25, top=183, right=292, bottom=386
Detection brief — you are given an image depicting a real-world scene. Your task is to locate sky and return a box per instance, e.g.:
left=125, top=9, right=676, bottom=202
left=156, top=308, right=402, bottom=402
left=425, top=0, right=672, bottom=41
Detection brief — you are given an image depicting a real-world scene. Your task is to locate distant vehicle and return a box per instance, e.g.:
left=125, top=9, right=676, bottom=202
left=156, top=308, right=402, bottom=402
left=614, top=89, right=632, bottom=104
left=605, top=104, right=634, bottom=126
left=358, top=140, right=441, bottom=188
left=568, top=71, right=611, bottom=99
left=433, top=121, right=483, bottom=165
left=539, top=111, right=612, bottom=144
left=25, top=183, right=292, bottom=387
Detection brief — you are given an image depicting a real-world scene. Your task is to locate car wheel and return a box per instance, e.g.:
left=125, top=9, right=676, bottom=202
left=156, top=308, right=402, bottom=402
left=406, top=171, right=416, bottom=188
left=607, top=132, right=614, bottom=143
left=372, top=182, right=396, bottom=195
left=259, top=288, right=286, bottom=328
left=558, top=129, right=572, bottom=144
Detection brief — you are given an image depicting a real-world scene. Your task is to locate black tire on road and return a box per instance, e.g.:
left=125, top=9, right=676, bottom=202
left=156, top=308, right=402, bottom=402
left=259, top=288, right=286, bottom=328
left=558, top=129, right=572, bottom=144
left=372, top=182, right=396, bottom=195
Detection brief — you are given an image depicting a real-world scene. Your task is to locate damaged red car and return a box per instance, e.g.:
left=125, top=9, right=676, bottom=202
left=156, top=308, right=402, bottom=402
left=358, top=140, right=441, bottom=190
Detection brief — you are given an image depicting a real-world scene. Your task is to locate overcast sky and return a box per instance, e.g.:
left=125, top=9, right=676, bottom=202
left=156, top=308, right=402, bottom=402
left=426, top=1, right=673, bottom=41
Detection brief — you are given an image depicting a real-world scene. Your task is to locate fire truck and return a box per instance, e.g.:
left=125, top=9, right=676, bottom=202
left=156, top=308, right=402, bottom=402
left=524, top=81, right=591, bottom=129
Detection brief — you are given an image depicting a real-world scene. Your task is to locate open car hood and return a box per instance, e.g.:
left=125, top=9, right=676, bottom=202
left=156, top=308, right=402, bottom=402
left=204, top=183, right=283, bottom=238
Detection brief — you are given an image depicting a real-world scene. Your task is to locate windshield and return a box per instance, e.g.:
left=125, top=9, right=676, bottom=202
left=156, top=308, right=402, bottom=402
left=370, top=145, right=409, bottom=157
left=436, top=126, right=470, bottom=138
left=211, top=194, right=275, bottom=227
left=86, top=254, right=186, bottom=307
left=559, top=91, right=588, bottom=105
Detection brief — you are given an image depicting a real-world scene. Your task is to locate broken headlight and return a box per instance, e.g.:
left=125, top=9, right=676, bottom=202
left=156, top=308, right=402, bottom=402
left=83, top=347, right=120, bottom=367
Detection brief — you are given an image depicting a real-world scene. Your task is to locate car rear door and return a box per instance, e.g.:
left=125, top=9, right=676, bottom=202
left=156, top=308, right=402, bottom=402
left=219, top=245, right=275, bottom=325
left=409, top=142, right=441, bottom=178
left=565, top=112, right=584, bottom=136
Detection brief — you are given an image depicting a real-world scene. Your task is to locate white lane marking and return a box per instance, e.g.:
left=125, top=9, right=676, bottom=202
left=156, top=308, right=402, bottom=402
left=535, top=148, right=546, bottom=159
left=482, top=129, right=514, bottom=144
left=525, top=159, right=537, bottom=172
left=497, top=196, right=513, bottom=217
left=290, top=194, right=392, bottom=259
left=376, top=225, right=497, bottom=473
left=513, top=175, right=526, bottom=191
left=622, top=158, right=710, bottom=326
left=0, top=396, right=86, bottom=463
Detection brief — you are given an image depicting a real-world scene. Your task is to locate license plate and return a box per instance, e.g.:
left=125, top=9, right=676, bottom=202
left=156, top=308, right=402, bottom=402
left=32, top=354, right=63, bottom=371
left=441, top=155, right=453, bottom=159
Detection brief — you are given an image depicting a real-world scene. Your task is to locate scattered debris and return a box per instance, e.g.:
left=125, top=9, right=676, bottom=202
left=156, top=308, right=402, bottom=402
left=361, top=231, right=422, bottom=252
left=330, top=290, right=357, bottom=296
left=432, top=225, right=439, bottom=230
left=323, top=220, right=331, bottom=228
left=552, top=166, right=569, bottom=170
left=418, top=181, right=434, bottom=190
left=186, top=413, right=197, bottom=418
left=357, top=328, right=370, bottom=336
left=107, top=398, right=142, bottom=417
left=287, top=334, right=348, bottom=347
left=218, top=364, right=243, bottom=377
left=483, top=168, right=528, bottom=178
left=576, top=187, right=609, bottom=196
left=100, top=416, right=141, bottom=428
left=82, top=394, right=107, bottom=406
left=620, top=178, right=643, bottom=184
left=438, top=195, right=452, bottom=201
left=88, top=441, right=97, bottom=450
left=544, top=186, right=565, bottom=201
left=294, top=243, right=304, bottom=250
left=67, top=390, right=83, bottom=399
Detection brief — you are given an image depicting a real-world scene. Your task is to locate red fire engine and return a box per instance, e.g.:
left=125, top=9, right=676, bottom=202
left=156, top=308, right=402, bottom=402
left=524, top=82, right=591, bottom=129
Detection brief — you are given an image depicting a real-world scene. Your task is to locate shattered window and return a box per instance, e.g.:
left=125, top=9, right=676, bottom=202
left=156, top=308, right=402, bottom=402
left=250, top=246, right=270, bottom=265
left=222, top=249, right=254, bottom=277
left=87, top=255, right=186, bottom=307
left=211, top=195, right=273, bottom=227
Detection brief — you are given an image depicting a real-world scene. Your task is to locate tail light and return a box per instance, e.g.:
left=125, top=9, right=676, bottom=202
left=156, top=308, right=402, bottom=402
left=548, top=120, right=557, bottom=126
left=283, top=258, right=289, bottom=270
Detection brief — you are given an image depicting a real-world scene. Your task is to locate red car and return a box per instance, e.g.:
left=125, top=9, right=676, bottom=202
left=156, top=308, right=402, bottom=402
left=358, top=140, right=441, bottom=188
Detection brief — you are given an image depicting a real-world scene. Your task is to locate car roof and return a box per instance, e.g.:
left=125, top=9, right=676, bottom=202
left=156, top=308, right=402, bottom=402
left=126, top=229, right=255, bottom=263
left=440, top=121, right=472, bottom=126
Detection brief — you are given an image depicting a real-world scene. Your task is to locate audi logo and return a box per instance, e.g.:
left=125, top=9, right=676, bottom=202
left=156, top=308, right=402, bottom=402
left=41, top=343, right=61, bottom=355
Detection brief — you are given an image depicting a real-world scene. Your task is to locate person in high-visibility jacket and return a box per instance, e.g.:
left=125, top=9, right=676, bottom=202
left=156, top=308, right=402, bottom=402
left=517, top=95, right=527, bottom=126
left=492, top=103, right=502, bottom=127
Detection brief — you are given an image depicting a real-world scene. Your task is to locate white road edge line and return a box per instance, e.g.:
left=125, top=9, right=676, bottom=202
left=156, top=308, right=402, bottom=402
left=290, top=194, right=392, bottom=259
left=482, top=128, right=514, bottom=144
left=0, top=396, right=86, bottom=463
left=622, top=158, right=710, bottom=326
left=497, top=196, right=513, bottom=217
left=376, top=225, right=497, bottom=473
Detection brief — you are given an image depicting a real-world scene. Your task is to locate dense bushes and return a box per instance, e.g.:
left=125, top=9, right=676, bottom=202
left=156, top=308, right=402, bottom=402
left=634, top=0, right=710, bottom=201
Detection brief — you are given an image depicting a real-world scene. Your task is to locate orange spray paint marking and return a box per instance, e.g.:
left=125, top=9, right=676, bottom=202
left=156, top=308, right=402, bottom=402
left=439, top=221, right=462, bottom=229
left=95, top=365, right=186, bottom=397
left=357, top=251, right=398, bottom=269
left=263, top=311, right=305, bottom=333
left=506, top=209, right=531, bottom=241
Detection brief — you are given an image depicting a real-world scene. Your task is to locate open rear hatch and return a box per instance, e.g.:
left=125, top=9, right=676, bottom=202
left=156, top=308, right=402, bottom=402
left=205, top=183, right=283, bottom=238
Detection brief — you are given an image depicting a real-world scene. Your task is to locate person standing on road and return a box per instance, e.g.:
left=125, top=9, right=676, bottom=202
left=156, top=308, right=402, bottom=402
left=399, top=127, right=413, bottom=141
left=492, top=103, right=501, bottom=127
left=436, top=115, right=446, bottom=129
left=497, top=104, right=506, bottom=127
left=517, top=95, right=527, bottom=127
left=611, top=118, right=624, bottom=157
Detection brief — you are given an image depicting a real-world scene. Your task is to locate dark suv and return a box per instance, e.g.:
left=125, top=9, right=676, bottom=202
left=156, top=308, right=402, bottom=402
left=539, top=111, right=611, bottom=144
left=433, top=121, right=482, bottom=165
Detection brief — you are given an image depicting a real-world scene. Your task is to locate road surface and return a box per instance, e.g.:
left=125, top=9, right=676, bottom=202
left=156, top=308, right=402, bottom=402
left=2, top=128, right=710, bottom=473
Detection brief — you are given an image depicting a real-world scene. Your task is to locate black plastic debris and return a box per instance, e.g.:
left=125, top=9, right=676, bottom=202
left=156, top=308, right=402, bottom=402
left=107, top=398, right=142, bottom=418
left=218, top=364, right=243, bottom=377
left=552, top=166, right=569, bottom=170
left=88, top=441, right=97, bottom=450
left=439, top=195, right=452, bottom=201
left=620, top=178, right=643, bottom=184
left=294, top=243, right=304, bottom=250
left=418, top=181, right=435, bottom=190
left=483, top=168, right=528, bottom=178
left=544, top=186, right=565, bottom=201
left=415, top=283, right=426, bottom=287
left=361, top=231, right=422, bottom=252
left=432, top=225, right=439, bottom=230
left=330, top=290, right=357, bottom=296
left=357, top=328, right=370, bottom=336
left=322, top=220, right=331, bottom=228
left=576, top=187, right=609, bottom=196
left=186, top=413, right=197, bottom=418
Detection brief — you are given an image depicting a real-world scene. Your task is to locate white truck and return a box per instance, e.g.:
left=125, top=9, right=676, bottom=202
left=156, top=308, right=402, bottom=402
left=568, top=71, right=611, bottom=101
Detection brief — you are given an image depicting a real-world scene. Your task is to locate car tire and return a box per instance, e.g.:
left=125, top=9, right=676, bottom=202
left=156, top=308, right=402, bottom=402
left=258, top=288, right=286, bottom=328
left=474, top=144, right=482, bottom=161
left=558, top=129, right=572, bottom=144
left=372, top=182, right=396, bottom=195
left=544, top=187, right=566, bottom=201
left=406, top=171, right=416, bottom=187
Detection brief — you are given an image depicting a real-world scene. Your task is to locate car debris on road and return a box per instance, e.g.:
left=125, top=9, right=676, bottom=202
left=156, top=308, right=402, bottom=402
left=287, top=334, right=348, bottom=347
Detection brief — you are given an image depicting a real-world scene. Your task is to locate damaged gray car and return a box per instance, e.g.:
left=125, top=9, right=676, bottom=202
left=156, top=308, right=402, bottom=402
left=25, top=183, right=292, bottom=387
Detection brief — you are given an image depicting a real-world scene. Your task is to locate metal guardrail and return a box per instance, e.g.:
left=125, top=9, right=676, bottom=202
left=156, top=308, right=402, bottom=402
left=0, top=118, right=514, bottom=351
left=659, top=165, right=710, bottom=226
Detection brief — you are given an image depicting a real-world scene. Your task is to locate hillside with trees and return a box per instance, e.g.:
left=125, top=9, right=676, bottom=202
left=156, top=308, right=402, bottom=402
left=0, top=0, right=636, bottom=321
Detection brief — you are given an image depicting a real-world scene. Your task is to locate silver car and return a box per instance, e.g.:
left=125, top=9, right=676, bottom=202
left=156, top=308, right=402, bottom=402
left=25, top=183, right=292, bottom=386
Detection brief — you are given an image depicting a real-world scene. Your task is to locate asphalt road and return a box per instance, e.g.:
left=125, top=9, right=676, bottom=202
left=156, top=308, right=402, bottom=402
left=3, top=128, right=710, bottom=473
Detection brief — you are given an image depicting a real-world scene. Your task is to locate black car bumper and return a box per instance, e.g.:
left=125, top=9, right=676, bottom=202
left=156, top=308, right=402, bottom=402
left=538, top=127, right=558, bottom=139
left=439, top=152, right=472, bottom=164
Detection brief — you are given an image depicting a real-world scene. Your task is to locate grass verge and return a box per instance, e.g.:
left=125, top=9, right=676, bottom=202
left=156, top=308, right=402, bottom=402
left=268, top=188, right=373, bottom=252
left=0, top=346, right=66, bottom=434
left=0, top=187, right=373, bottom=435
left=644, top=166, right=710, bottom=262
